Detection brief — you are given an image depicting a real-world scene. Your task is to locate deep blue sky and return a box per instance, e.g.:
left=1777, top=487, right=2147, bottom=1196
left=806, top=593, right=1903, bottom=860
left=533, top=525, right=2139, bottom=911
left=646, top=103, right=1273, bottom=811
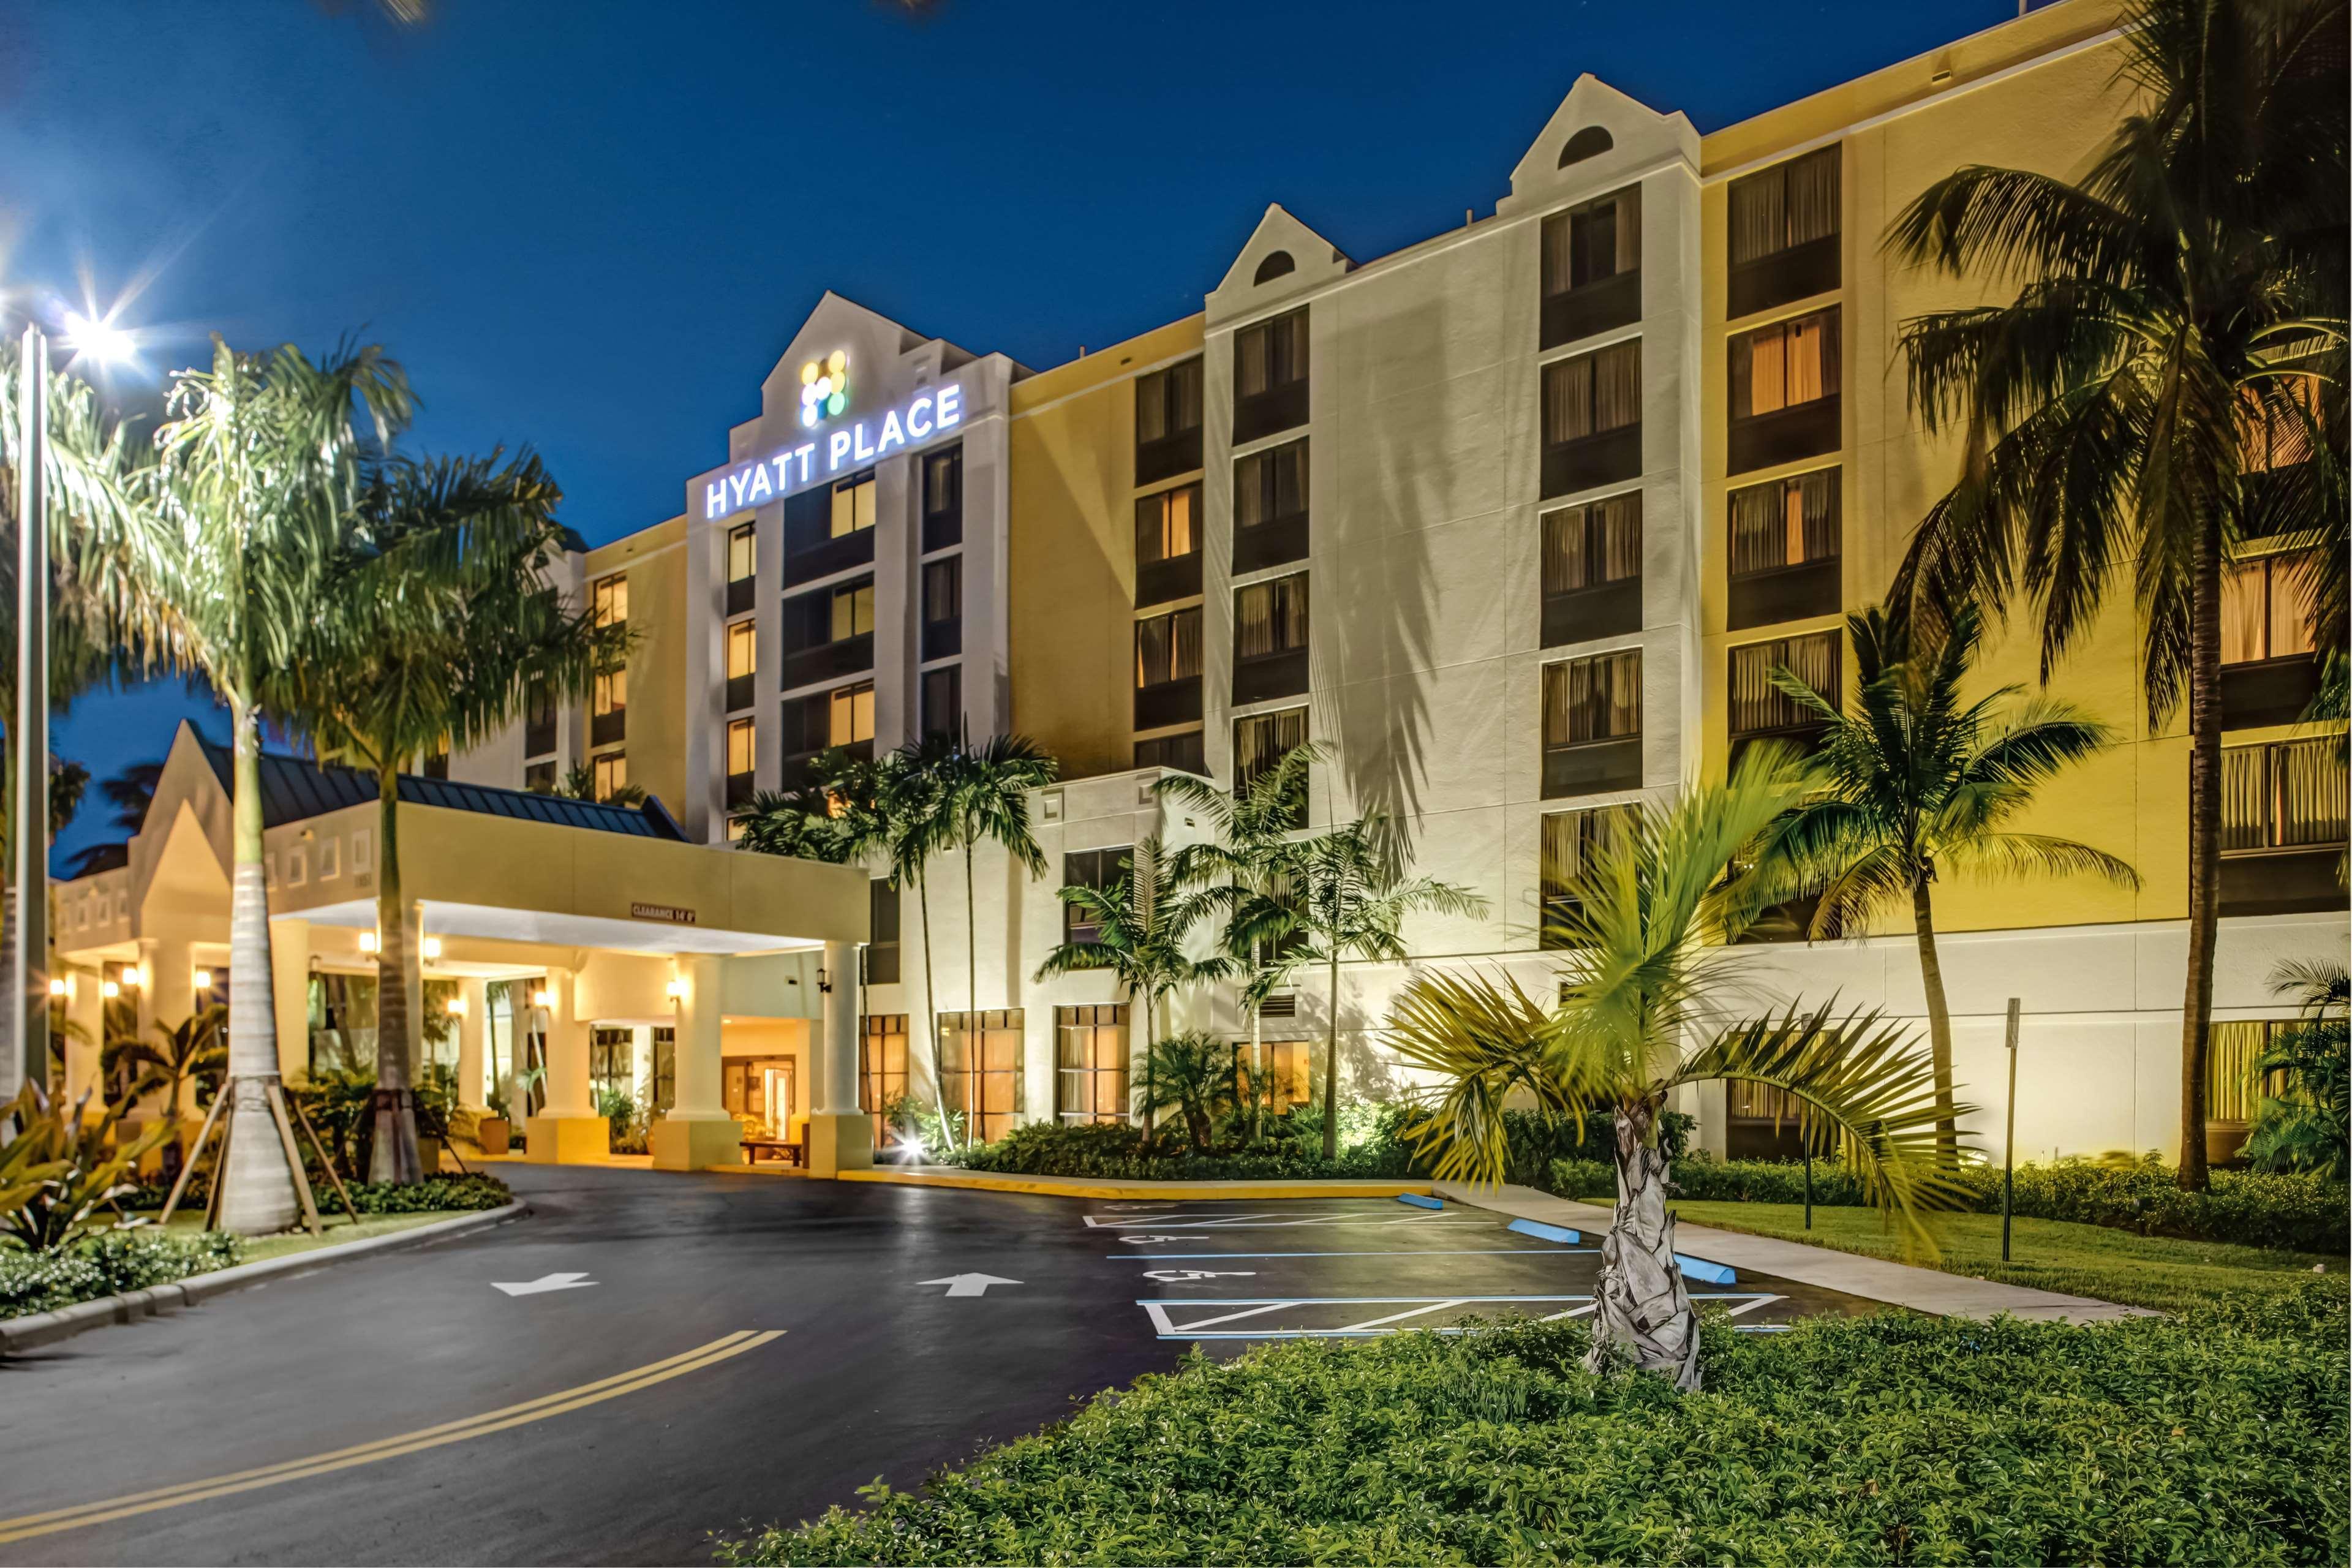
left=5, top=0, right=2019, bottom=872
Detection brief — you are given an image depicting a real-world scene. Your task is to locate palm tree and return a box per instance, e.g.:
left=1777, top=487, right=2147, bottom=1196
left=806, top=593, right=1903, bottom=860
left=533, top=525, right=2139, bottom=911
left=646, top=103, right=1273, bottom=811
left=938, top=734, right=1058, bottom=1043
left=552, top=760, right=644, bottom=807
left=143, top=337, right=412, bottom=1232
left=1741, top=603, right=2139, bottom=1154
left=270, top=450, right=597, bottom=1183
left=872, top=737, right=959, bottom=1145
left=1883, top=0, right=2346, bottom=1188
left=1034, top=838, right=1235, bottom=1136
left=1389, top=756, right=1969, bottom=1389
left=105, top=1006, right=228, bottom=1134
left=1247, top=816, right=1484, bottom=1160
left=2241, top=959, right=2348, bottom=1178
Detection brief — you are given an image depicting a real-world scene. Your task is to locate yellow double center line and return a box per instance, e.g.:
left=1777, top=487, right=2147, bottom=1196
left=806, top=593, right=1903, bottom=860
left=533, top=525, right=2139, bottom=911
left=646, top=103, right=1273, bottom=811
left=0, top=1330, right=783, bottom=1547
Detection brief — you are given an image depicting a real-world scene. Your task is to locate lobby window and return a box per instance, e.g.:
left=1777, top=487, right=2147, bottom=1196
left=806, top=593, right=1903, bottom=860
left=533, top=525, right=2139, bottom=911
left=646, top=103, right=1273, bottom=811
left=1540, top=804, right=1630, bottom=948
left=1134, top=606, right=1203, bottom=731
left=1134, top=729, right=1205, bottom=776
left=1234, top=573, right=1310, bottom=704
left=1542, top=649, right=1642, bottom=797
left=922, top=444, right=963, bottom=552
left=922, top=556, right=962, bottom=661
left=1247, top=1041, right=1313, bottom=1111
left=1541, top=339, right=1642, bottom=496
left=921, top=665, right=962, bottom=743
left=1540, top=186, right=1642, bottom=347
left=1057, top=1004, right=1131, bottom=1124
left=938, top=1009, right=1025, bottom=1143
left=1727, top=468, right=1842, bottom=630
left=1234, top=309, right=1309, bottom=444
left=726, top=620, right=757, bottom=712
left=1728, top=308, right=1841, bottom=473
left=1540, top=491, right=1642, bottom=647
left=1061, top=846, right=1132, bottom=944
left=1727, top=145, right=1841, bottom=317
left=726, top=718, right=756, bottom=809
left=649, top=1027, right=675, bottom=1115
left=727, top=524, right=756, bottom=615
left=859, top=1014, right=910, bottom=1149
left=590, top=1027, right=634, bottom=1099
left=831, top=681, right=876, bottom=750
left=1235, top=706, right=1309, bottom=829
left=592, top=750, right=628, bottom=803
left=1728, top=631, right=1841, bottom=760
left=592, top=665, right=626, bottom=747
left=1136, top=357, right=1204, bottom=485
left=1234, top=438, right=1309, bottom=574
left=1134, top=483, right=1202, bottom=608
left=592, top=573, right=628, bottom=630
left=866, top=881, right=902, bottom=986
left=524, top=676, right=556, bottom=760
left=831, top=471, right=877, bottom=539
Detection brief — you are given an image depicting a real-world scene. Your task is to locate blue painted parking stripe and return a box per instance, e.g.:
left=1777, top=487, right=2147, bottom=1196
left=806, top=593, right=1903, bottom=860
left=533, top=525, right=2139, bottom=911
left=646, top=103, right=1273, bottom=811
left=1395, top=1193, right=1444, bottom=1210
left=1506, top=1217, right=1582, bottom=1244
left=1675, top=1253, right=1738, bottom=1285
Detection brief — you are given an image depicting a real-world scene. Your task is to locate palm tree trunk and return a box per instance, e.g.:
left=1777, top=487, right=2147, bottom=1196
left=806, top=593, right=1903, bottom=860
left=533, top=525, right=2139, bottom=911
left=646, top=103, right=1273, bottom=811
left=2179, top=514, right=2224, bottom=1192
left=963, top=839, right=978, bottom=1057
left=916, top=872, right=951, bottom=1152
left=1910, top=876, right=1959, bottom=1160
left=1587, top=1096, right=1700, bottom=1390
left=1249, top=947, right=1264, bottom=1147
left=369, top=760, right=422, bottom=1185
left=1321, top=942, right=1340, bottom=1161
left=216, top=695, right=298, bottom=1235
left=0, top=882, right=16, bottom=1103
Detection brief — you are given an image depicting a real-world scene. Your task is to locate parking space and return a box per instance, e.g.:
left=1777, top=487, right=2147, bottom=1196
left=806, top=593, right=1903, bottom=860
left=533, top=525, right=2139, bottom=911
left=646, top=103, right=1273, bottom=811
left=1080, top=1196, right=1881, bottom=1343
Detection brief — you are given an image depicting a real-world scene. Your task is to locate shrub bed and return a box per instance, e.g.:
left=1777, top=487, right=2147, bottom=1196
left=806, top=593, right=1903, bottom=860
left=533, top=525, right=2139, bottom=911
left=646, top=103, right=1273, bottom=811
left=120, top=1171, right=513, bottom=1215
left=1, top=1230, right=244, bottom=1321
left=1551, top=1155, right=2347, bottom=1253
left=720, top=1282, right=2348, bottom=1566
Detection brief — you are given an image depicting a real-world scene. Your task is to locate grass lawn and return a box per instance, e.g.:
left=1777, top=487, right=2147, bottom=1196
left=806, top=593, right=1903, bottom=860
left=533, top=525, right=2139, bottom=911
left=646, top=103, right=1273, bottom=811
left=156, top=1210, right=462, bottom=1266
left=1670, top=1199, right=2346, bottom=1314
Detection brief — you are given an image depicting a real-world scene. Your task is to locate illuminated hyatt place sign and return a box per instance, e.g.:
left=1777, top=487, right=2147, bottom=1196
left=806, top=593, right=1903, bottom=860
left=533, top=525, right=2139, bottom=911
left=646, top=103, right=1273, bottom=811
left=701, top=382, right=963, bottom=520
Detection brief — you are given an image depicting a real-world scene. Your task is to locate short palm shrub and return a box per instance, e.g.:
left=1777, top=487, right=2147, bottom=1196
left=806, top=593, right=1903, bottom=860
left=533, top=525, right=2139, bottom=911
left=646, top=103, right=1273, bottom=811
left=1, top=1083, right=173, bottom=1252
left=1, top=1229, right=244, bottom=1320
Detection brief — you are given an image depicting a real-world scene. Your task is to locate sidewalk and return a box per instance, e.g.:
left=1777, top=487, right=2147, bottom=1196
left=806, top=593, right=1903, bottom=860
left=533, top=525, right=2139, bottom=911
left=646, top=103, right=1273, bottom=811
left=842, top=1167, right=1435, bottom=1201
left=1436, top=1182, right=2155, bottom=1324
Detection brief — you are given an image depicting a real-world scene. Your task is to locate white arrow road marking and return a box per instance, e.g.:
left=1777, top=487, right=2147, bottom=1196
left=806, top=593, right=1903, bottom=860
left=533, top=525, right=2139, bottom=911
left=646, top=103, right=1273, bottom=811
left=920, top=1273, right=1023, bottom=1298
left=1141, top=1269, right=1259, bottom=1283
left=491, top=1272, right=597, bottom=1297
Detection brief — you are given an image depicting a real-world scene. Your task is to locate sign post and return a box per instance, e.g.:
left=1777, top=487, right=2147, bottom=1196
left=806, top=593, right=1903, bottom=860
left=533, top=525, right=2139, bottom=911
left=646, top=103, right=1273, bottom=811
left=2001, top=996, right=2021, bottom=1262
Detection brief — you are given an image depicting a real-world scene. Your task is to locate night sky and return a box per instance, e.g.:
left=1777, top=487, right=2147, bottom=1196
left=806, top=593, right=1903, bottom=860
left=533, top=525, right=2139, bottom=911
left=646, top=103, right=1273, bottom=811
left=4, top=0, right=2019, bottom=873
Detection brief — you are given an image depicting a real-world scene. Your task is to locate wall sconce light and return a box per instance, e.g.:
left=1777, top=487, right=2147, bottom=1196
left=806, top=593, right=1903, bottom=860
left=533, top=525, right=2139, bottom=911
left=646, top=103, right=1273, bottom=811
left=192, top=968, right=213, bottom=989
left=101, top=979, right=120, bottom=999
left=359, top=930, right=379, bottom=954
left=665, top=979, right=686, bottom=1001
left=531, top=988, right=552, bottom=1009
left=48, top=977, right=67, bottom=998
left=445, top=997, right=467, bottom=1017
left=129, top=965, right=148, bottom=990
left=423, top=937, right=443, bottom=960
left=815, top=965, right=832, bottom=995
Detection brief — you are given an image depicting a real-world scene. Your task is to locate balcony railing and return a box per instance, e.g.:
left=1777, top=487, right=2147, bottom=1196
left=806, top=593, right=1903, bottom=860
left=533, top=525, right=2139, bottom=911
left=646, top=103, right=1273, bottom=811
left=1233, top=647, right=1310, bottom=706
left=2220, top=655, right=2322, bottom=731
left=1540, top=270, right=1641, bottom=350
left=1727, top=557, right=1841, bottom=631
left=1728, top=235, right=1840, bottom=320
left=1233, top=380, right=1308, bottom=446
left=1234, top=512, right=1309, bottom=576
left=922, top=615, right=962, bottom=662
left=1541, top=577, right=1642, bottom=648
left=726, top=771, right=755, bottom=810
left=1134, top=678, right=1203, bottom=731
left=1136, top=426, right=1204, bottom=488
left=1136, top=552, right=1202, bottom=609
left=1728, top=398, right=1839, bottom=477
left=1541, top=735, right=1642, bottom=798
left=781, top=737, right=872, bottom=788
left=725, top=673, right=756, bottom=712
left=1541, top=425, right=1642, bottom=500
left=726, top=576, right=755, bottom=616
left=524, top=720, right=556, bottom=759
left=590, top=709, right=625, bottom=747
left=783, top=528, right=875, bottom=590
left=780, top=632, right=873, bottom=692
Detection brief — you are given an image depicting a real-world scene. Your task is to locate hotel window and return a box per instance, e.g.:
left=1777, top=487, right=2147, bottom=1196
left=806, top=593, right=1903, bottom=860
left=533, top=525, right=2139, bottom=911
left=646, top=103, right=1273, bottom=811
left=1134, top=607, right=1203, bottom=730
left=1057, top=1004, right=1131, bottom=1124
left=2240, top=374, right=2324, bottom=477
left=1540, top=491, right=1642, bottom=646
left=1233, top=574, right=1309, bottom=704
left=524, top=676, right=556, bottom=760
left=1247, top=1041, right=1313, bottom=1110
left=525, top=760, right=556, bottom=794
left=938, top=1009, right=1025, bottom=1143
left=725, top=620, right=757, bottom=711
left=921, top=665, right=962, bottom=742
left=1134, top=729, right=1206, bottom=776
left=831, top=681, right=876, bottom=750
left=726, top=524, right=756, bottom=615
left=2219, top=737, right=2348, bottom=918
left=922, top=556, right=962, bottom=660
left=1541, top=339, right=1642, bottom=496
left=860, top=1014, right=910, bottom=1148
left=1136, top=358, right=1204, bottom=485
left=831, top=581, right=876, bottom=643
left=1540, top=186, right=1642, bottom=347
left=1540, top=804, right=1630, bottom=948
left=1727, top=469, right=1842, bottom=629
left=1234, top=439, right=1308, bottom=573
left=1061, top=846, right=1131, bottom=944
left=590, top=1027, right=634, bottom=1099
left=592, top=573, right=628, bottom=630
left=1234, top=310, right=1309, bottom=444
left=1727, top=145, right=1841, bottom=317
left=1542, top=649, right=1642, bottom=797
left=2207, top=1018, right=2304, bottom=1125
left=592, top=750, right=628, bottom=802
left=922, top=444, right=963, bottom=552
left=422, top=736, right=450, bottom=780
left=2223, top=552, right=2318, bottom=666
left=1235, top=706, right=1309, bottom=829
left=866, top=880, right=902, bottom=985
left=1728, top=631, right=1841, bottom=757
left=831, top=472, right=877, bottom=539
left=649, top=1027, right=676, bottom=1115
left=1134, top=483, right=1203, bottom=607
left=726, top=815, right=748, bottom=843
left=1728, top=309, right=1841, bottom=473
left=591, top=665, right=627, bottom=747
left=726, top=718, right=756, bottom=809
left=783, top=576, right=875, bottom=686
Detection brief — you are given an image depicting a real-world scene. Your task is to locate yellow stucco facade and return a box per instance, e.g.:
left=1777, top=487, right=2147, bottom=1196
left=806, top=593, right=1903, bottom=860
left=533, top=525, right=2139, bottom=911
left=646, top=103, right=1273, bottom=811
left=579, top=514, right=692, bottom=814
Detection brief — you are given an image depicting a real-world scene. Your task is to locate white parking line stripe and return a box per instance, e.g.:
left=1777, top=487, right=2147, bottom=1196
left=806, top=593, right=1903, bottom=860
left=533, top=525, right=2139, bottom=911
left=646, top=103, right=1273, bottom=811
left=1332, top=1300, right=1468, bottom=1332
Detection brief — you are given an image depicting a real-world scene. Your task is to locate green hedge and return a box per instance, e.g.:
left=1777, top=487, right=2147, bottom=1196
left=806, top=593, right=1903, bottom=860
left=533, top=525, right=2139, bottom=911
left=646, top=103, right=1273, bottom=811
left=120, top=1172, right=513, bottom=1215
left=1549, top=1155, right=2348, bottom=1253
left=720, top=1283, right=2349, bottom=1566
left=1, top=1230, right=244, bottom=1321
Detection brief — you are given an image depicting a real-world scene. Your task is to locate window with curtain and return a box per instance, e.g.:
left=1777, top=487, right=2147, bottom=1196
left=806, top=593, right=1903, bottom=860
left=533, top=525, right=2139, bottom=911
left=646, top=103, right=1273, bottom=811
left=592, top=574, right=629, bottom=628
left=2221, top=739, right=2348, bottom=851
left=1728, top=469, right=1841, bottom=575
left=829, top=681, right=875, bottom=747
left=1540, top=805, right=1630, bottom=944
left=726, top=718, right=755, bottom=778
left=1542, top=650, right=1641, bottom=746
left=2237, top=375, right=2323, bottom=473
left=1057, top=1005, right=1131, bottom=1123
left=1730, top=310, right=1840, bottom=419
left=1542, top=186, right=1642, bottom=296
left=923, top=445, right=962, bottom=524
left=2221, top=552, right=2318, bottom=664
left=829, top=581, right=875, bottom=642
left=829, top=473, right=876, bottom=539
left=1135, top=608, right=1204, bottom=688
left=859, top=1014, right=910, bottom=1148
left=938, top=1009, right=1025, bottom=1142
left=1235, top=574, right=1310, bottom=660
left=923, top=556, right=961, bottom=626
left=1728, top=631, right=1841, bottom=736
left=1234, top=706, right=1309, bottom=797
left=921, top=665, right=961, bottom=741
left=1542, top=339, right=1642, bottom=445
left=1728, top=145, right=1841, bottom=265
left=1136, top=358, right=1204, bottom=444
left=1542, top=492, right=1642, bottom=593
left=592, top=666, right=626, bottom=717
left=592, top=751, right=628, bottom=801
left=1060, top=849, right=1131, bottom=944
left=726, top=620, right=756, bottom=679
left=1235, top=440, right=1310, bottom=530
left=2206, top=1019, right=2299, bottom=1121
left=728, top=525, right=755, bottom=583
left=1237, top=309, right=1309, bottom=399
left=1136, top=484, right=1201, bottom=563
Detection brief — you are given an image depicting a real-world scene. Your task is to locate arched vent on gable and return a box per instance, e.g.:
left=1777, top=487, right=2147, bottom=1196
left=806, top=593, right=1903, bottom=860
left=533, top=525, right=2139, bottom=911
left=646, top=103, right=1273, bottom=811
left=1253, top=250, right=1297, bottom=284
left=1559, top=126, right=1613, bottom=167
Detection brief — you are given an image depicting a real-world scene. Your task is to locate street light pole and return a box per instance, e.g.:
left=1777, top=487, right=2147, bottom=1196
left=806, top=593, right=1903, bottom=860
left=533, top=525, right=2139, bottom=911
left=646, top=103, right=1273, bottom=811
left=15, top=323, right=48, bottom=1097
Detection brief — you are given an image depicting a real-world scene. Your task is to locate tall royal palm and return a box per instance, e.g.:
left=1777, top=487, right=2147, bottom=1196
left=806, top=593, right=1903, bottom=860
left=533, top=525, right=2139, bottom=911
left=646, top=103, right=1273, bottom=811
left=1389, top=756, right=1968, bottom=1389
left=1885, top=0, right=2346, bottom=1187
left=938, top=733, right=1057, bottom=1091
left=1743, top=603, right=2139, bottom=1153
left=272, top=450, right=597, bottom=1183
left=145, top=338, right=411, bottom=1231
left=878, top=738, right=959, bottom=1143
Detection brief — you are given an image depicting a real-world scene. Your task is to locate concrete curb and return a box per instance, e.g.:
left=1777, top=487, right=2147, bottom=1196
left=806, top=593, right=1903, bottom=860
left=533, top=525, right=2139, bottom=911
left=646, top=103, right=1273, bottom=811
left=0, top=1199, right=530, bottom=1357
left=838, top=1167, right=1437, bottom=1201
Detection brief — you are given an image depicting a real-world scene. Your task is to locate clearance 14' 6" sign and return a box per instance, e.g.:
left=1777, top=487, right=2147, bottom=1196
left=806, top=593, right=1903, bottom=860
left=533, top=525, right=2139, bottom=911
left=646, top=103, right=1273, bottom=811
left=700, top=350, right=963, bottom=520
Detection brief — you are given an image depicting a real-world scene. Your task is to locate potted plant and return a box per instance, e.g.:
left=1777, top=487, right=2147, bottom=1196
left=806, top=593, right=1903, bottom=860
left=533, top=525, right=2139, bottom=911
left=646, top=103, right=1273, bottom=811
left=479, top=1087, right=512, bottom=1157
